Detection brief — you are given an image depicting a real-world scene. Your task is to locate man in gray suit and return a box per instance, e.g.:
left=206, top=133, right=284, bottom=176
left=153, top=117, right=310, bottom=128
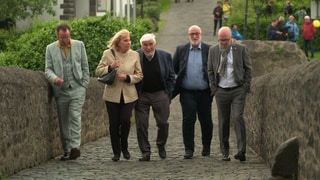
left=173, top=25, right=213, bottom=159
left=45, top=24, right=89, bottom=161
left=208, top=26, right=251, bottom=162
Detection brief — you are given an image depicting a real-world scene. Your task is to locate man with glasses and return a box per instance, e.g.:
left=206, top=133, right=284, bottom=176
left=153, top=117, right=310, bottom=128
left=207, top=26, right=251, bottom=162
left=173, top=25, right=213, bottom=159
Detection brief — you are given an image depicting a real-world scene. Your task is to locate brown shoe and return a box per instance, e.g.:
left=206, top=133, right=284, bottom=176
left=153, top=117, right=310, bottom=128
left=70, top=148, right=81, bottom=160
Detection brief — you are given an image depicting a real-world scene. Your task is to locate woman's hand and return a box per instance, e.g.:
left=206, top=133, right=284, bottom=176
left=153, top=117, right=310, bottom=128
left=117, top=72, right=127, bottom=81
left=110, top=60, right=120, bottom=69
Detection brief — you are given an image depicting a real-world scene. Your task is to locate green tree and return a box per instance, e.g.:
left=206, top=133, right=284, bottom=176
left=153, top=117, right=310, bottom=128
left=0, top=0, right=57, bottom=28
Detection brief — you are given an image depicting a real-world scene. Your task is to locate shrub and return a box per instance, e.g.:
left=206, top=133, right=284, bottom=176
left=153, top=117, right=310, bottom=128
left=0, top=14, right=153, bottom=77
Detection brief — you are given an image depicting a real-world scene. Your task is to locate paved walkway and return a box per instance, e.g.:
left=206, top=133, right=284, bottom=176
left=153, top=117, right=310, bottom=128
left=8, top=0, right=271, bottom=179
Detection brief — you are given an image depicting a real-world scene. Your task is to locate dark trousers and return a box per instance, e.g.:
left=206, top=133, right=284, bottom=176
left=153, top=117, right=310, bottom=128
left=105, top=95, right=135, bottom=156
left=215, top=86, right=247, bottom=155
left=179, top=88, right=213, bottom=152
left=213, top=19, right=222, bottom=35
left=303, top=39, right=314, bottom=58
left=135, top=90, right=170, bottom=155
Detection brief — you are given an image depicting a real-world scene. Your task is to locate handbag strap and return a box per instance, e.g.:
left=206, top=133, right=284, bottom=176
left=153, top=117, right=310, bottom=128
left=111, top=49, right=116, bottom=59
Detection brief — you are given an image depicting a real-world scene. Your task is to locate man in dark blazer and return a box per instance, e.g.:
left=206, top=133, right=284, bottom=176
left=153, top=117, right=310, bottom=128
left=173, top=25, right=213, bottom=159
left=135, top=33, right=175, bottom=161
left=207, top=26, right=252, bottom=162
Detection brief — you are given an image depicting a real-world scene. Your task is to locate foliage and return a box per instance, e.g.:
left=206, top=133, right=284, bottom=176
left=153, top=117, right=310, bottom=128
left=158, top=0, right=172, bottom=13
left=0, top=170, right=5, bottom=180
left=228, top=0, right=317, bottom=49
left=0, top=0, right=57, bottom=27
left=0, top=29, right=22, bottom=51
left=0, top=14, right=153, bottom=76
left=144, top=6, right=160, bottom=21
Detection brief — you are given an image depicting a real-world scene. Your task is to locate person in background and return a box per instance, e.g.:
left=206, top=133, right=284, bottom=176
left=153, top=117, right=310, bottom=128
left=283, top=1, right=293, bottom=16
left=267, top=19, right=281, bottom=40
left=95, top=29, right=143, bottom=161
left=265, top=0, right=274, bottom=16
left=45, top=24, right=89, bottom=161
left=207, top=26, right=252, bottom=162
left=173, top=25, right=213, bottom=159
left=135, top=33, right=175, bottom=161
left=285, top=15, right=299, bottom=42
left=213, top=1, right=223, bottom=36
left=231, top=24, right=243, bottom=40
left=276, top=16, right=289, bottom=41
left=302, top=15, right=316, bottom=58
left=223, top=0, right=232, bottom=21
left=294, top=7, right=307, bottom=23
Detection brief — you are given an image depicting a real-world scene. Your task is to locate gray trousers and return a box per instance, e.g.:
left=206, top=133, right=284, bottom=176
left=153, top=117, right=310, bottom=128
left=215, top=86, right=247, bottom=155
left=135, top=90, right=170, bottom=156
left=56, top=86, right=86, bottom=153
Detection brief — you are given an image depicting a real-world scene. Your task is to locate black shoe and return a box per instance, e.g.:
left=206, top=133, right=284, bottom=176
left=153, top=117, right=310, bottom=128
left=234, top=152, right=246, bottom=162
left=184, top=150, right=193, bottom=159
left=158, top=147, right=166, bottom=159
left=112, top=154, right=120, bottom=161
left=201, top=146, right=210, bottom=156
left=70, top=148, right=81, bottom=160
left=60, top=152, right=70, bottom=161
left=222, top=154, right=231, bottom=161
left=122, top=149, right=131, bottom=160
left=139, top=155, right=150, bottom=161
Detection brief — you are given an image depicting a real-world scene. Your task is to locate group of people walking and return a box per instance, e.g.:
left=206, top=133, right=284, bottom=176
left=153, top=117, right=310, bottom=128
left=45, top=23, right=252, bottom=163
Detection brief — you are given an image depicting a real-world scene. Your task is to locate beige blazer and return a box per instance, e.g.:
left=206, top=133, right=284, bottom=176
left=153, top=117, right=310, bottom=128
left=96, top=49, right=143, bottom=103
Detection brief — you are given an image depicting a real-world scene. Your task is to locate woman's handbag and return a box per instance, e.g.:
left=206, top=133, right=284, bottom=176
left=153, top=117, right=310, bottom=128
left=97, top=69, right=117, bottom=85
left=97, top=49, right=117, bottom=85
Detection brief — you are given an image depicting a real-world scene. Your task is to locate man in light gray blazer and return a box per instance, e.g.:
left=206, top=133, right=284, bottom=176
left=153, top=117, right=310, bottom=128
left=208, top=26, right=251, bottom=162
left=45, top=24, right=89, bottom=161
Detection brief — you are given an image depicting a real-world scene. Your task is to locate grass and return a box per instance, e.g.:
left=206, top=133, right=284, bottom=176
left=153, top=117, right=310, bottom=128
left=155, top=0, right=172, bottom=33
left=310, top=51, right=320, bottom=60
left=158, top=0, right=172, bottom=13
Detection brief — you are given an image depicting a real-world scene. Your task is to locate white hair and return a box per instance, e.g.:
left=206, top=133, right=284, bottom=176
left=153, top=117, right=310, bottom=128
left=140, top=33, right=156, bottom=44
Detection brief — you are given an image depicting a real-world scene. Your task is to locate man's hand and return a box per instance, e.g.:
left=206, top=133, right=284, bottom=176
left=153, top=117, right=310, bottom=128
left=54, top=77, right=64, bottom=86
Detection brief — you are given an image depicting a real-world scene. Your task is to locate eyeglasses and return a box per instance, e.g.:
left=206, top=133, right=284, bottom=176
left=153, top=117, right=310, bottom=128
left=189, top=32, right=201, bottom=36
left=218, top=38, right=230, bottom=42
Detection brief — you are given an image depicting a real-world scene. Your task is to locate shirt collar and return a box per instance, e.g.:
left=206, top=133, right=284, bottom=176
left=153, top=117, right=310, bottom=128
left=57, top=39, right=73, bottom=48
left=189, top=42, right=202, bottom=50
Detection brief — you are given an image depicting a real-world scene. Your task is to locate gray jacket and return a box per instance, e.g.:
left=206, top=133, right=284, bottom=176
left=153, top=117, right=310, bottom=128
left=207, top=42, right=252, bottom=95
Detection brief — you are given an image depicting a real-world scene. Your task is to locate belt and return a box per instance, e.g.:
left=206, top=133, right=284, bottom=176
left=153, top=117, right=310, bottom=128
left=218, top=86, right=242, bottom=91
left=181, top=88, right=210, bottom=92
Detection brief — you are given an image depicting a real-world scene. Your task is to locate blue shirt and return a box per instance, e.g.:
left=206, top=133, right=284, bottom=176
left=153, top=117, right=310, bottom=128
left=181, top=44, right=208, bottom=90
left=231, top=29, right=244, bottom=40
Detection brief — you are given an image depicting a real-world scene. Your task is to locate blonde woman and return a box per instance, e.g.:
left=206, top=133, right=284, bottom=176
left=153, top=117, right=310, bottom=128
left=222, top=0, right=231, bottom=21
left=96, top=29, right=143, bottom=161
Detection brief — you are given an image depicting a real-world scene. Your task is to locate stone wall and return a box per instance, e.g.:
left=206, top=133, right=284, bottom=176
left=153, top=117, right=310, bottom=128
left=0, top=67, right=108, bottom=176
left=240, top=40, right=319, bottom=179
left=245, top=61, right=320, bottom=179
